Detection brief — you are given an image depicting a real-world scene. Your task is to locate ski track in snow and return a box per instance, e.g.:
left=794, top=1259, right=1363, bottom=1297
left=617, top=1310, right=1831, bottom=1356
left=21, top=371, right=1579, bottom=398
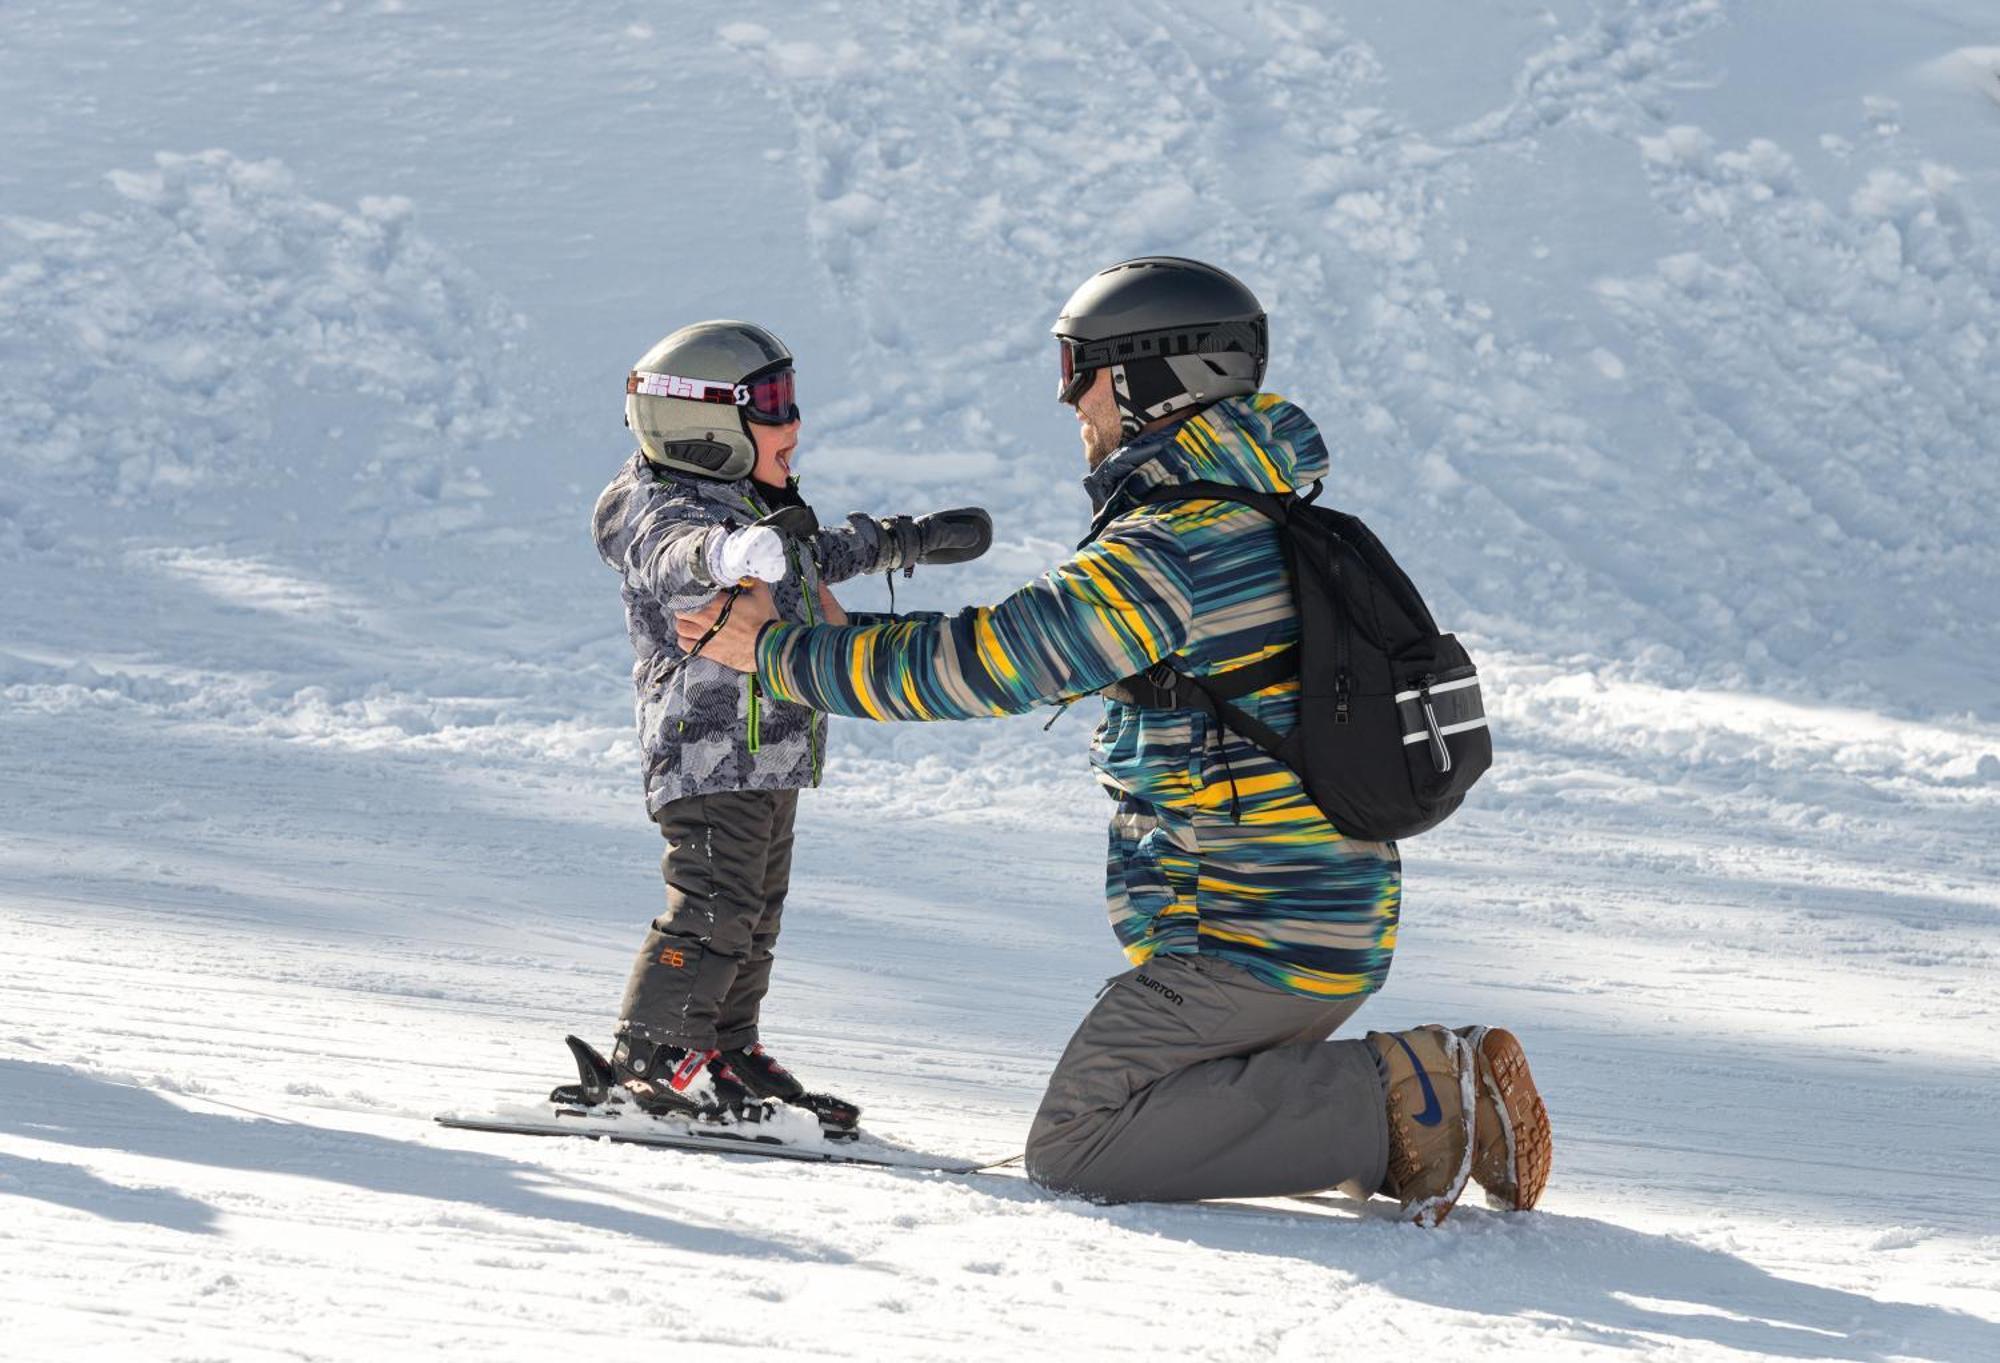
left=3, top=1, right=1999, bottom=1359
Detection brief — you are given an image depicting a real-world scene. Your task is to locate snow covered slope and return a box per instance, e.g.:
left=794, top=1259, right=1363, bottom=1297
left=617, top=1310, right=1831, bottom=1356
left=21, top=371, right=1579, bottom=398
left=3, top=2, right=1997, bottom=1359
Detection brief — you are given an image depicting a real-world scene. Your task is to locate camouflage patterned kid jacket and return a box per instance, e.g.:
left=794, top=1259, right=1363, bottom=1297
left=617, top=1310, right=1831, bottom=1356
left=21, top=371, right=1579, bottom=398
left=752, top=395, right=1402, bottom=1001
left=592, top=453, right=917, bottom=813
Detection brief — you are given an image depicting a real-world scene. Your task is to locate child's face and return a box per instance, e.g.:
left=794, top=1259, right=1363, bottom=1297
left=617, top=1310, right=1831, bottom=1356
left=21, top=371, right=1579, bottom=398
left=750, top=417, right=800, bottom=487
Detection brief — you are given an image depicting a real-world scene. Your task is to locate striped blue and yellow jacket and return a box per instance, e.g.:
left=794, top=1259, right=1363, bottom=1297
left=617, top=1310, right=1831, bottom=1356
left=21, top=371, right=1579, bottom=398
left=756, top=394, right=1400, bottom=999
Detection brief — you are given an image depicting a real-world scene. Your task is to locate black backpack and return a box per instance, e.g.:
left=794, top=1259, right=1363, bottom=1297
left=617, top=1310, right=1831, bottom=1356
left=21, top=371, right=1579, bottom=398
left=1087, top=480, right=1490, bottom=840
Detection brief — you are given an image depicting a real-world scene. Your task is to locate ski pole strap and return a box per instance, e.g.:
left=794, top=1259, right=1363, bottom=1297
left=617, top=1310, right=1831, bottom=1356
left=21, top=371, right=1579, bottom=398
left=683, top=585, right=744, bottom=661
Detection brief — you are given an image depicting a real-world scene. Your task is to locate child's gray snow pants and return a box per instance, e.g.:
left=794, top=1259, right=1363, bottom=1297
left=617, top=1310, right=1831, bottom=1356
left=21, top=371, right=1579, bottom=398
left=1025, top=954, right=1388, bottom=1203
left=618, top=788, right=798, bottom=1052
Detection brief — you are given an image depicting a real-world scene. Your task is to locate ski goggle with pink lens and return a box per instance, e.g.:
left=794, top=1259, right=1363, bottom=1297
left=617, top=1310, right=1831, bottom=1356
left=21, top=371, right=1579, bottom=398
left=627, top=366, right=800, bottom=425
left=1057, top=337, right=1093, bottom=405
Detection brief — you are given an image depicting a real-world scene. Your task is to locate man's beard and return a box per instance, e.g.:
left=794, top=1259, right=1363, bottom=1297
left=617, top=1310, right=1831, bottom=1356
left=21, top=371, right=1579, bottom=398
left=1082, top=409, right=1122, bottom=469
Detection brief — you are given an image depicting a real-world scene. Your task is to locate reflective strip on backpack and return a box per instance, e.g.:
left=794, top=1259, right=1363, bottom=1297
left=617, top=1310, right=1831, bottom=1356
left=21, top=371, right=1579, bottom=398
left=1401, top=717, right=1491, bottom=745
left=1392, top=675, right=1481, bottom=704
left=1396, top=677, right=1487, bottom=758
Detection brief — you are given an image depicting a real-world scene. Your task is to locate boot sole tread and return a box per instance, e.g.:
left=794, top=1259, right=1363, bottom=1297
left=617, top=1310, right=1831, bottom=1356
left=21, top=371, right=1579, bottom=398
left=1477, top=1027, right=1552, bottom=1211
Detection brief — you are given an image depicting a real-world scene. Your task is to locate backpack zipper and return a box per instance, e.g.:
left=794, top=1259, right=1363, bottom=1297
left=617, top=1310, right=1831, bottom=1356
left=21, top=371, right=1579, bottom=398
left=1418, top=673, right=1452, bottom=772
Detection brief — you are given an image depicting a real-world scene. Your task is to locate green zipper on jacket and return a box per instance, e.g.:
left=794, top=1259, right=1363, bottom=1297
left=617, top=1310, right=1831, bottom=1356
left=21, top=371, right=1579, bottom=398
left=746, top=675, right=762, bottom=752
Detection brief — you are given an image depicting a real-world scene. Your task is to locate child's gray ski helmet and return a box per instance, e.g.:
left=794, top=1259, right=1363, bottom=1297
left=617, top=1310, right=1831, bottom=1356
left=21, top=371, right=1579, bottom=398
left=1053, top=257, right=1267, bottom=436
left=625, top=320, right=798, bottom=480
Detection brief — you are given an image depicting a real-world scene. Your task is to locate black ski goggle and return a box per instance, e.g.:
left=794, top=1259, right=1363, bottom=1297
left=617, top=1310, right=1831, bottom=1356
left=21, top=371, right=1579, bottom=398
left=1057, top=337, right=1093, bottom=406
left=739, top=366, right=799, bottom=425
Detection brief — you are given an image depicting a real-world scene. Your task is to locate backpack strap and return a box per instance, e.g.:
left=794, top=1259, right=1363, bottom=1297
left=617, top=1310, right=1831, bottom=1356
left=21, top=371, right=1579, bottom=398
left=1081, top=479, right=1293, bottom=547
left=1090, top=481, right=1312, bottom=814
left=1116, top=662, right=1292, bottom=755
left=1102, top=646, right=1296, bottom=709
left=1103, top=652, right=1294, bottom=825
left=1088, top=481, right=1308, bottom=720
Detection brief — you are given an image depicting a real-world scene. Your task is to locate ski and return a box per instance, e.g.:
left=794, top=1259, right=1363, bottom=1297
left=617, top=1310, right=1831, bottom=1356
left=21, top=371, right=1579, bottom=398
left=438, top=1037, right=1379, bottom=1213
left=433, top=1111, right=1397, bottom=1226
left=434, top=1108, right=991, bottom=1174
left=435, top=1034, right=994, bottom=1174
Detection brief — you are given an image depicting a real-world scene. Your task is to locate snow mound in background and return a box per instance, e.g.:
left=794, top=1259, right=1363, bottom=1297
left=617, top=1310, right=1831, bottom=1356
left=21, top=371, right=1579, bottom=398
left=1589, top=127, right=2000, bottom=695
left=0, top=150, right=523, bottom=535
left=721, top=3, right=1999, bottom=715
left=3, top=10, right=1993, bottom=716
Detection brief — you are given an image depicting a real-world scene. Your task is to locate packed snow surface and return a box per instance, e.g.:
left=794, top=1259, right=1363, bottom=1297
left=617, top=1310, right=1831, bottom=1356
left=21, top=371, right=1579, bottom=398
left=3, top=2, right=1997, bottom=1359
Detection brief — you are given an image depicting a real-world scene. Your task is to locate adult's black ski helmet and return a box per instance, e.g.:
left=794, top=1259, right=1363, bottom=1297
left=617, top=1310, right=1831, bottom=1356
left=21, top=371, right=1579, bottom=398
left=1052, top=257, right=1267, bottom=436
left=625, top=320, right=799, bottom=481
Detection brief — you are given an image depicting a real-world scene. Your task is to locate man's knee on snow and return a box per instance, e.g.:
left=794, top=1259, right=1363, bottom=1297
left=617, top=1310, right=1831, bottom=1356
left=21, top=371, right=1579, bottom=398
left=1025, top=1150, right=1152, bottom=1204
left=1024, top=1112, right=1133, bottom=1203
left=1024, top=1144, right=1103, bottom=1201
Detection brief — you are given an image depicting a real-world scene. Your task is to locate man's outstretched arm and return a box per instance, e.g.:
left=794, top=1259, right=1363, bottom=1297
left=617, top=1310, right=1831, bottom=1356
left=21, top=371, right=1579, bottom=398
left=750, top=515, right=1192, bottom=722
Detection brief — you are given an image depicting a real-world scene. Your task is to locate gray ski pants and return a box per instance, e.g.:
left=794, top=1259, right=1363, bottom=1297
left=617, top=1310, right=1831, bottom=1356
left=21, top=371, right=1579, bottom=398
left=618, top=788, right=797, bottom=1052
left=1025, top=954, right=1389, bottom=1203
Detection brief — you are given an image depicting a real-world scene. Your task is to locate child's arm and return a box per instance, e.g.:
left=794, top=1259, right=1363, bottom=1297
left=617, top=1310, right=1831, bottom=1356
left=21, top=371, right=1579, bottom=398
left=629, top=504, right=731, bottom=609
left=810, top=513, right=906, bottom=587
left=812, top=508, right=992, bottom=586
left=594, top=478, right=733, bottom=610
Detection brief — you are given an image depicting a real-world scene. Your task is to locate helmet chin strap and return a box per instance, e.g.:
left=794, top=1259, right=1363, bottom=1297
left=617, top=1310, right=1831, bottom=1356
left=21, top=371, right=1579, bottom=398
left=1111, top=360, right=1201, bottom=440
left=1111, top=363, right=1144, bottom=439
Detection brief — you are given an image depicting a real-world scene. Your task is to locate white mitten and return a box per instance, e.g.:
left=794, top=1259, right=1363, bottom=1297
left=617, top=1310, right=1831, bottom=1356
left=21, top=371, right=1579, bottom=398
left=707, top=525, right=789, bottom=584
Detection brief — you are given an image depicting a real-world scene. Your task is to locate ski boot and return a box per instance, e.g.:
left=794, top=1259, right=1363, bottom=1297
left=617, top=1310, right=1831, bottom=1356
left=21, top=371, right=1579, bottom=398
left=551, top=1033, right=772, bottom=1125
left=614, top=1031, right=774, bottom=1123
left=1368, top=1025, right=1478, bottom=1227
left=714, top=1044, right=861, bottom=1137
left=1454, top=1026, right=1553, bottom=1211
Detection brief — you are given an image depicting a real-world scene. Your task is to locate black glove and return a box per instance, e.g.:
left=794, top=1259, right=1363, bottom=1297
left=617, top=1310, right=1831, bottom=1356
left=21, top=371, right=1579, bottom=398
left=882, top=507, right=992, bottom=568
left=752, top=504, right=821, bottom=542
left=918, top=507, right=992, bottom=564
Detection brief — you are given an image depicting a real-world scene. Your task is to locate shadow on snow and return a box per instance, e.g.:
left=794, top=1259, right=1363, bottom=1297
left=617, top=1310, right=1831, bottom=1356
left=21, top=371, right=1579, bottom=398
left=3, top=1061, right=1995, bottom=1360
left=0, top=1060, right=847, bottom=1265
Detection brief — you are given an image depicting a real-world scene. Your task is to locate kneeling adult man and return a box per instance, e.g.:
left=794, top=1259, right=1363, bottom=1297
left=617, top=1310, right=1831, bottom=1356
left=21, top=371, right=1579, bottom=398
left=680, top=257, right=1552, bottom=1223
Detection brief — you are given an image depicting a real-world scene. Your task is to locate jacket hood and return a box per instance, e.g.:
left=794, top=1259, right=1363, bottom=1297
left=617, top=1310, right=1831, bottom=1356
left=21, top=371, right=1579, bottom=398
left=1082, top=393, right=1329, bottom=516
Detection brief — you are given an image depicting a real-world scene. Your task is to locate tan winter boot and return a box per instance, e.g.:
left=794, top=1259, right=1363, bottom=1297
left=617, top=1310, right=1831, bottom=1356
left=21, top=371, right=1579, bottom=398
left=1368, top=1025, right=1477, bottom=1227
left=1456, top=1026, right=1553, bottom=1211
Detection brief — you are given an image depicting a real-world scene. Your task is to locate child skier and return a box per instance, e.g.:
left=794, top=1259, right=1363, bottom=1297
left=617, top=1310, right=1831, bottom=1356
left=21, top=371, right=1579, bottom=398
left=590, top=320, right=991, bottom=1132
